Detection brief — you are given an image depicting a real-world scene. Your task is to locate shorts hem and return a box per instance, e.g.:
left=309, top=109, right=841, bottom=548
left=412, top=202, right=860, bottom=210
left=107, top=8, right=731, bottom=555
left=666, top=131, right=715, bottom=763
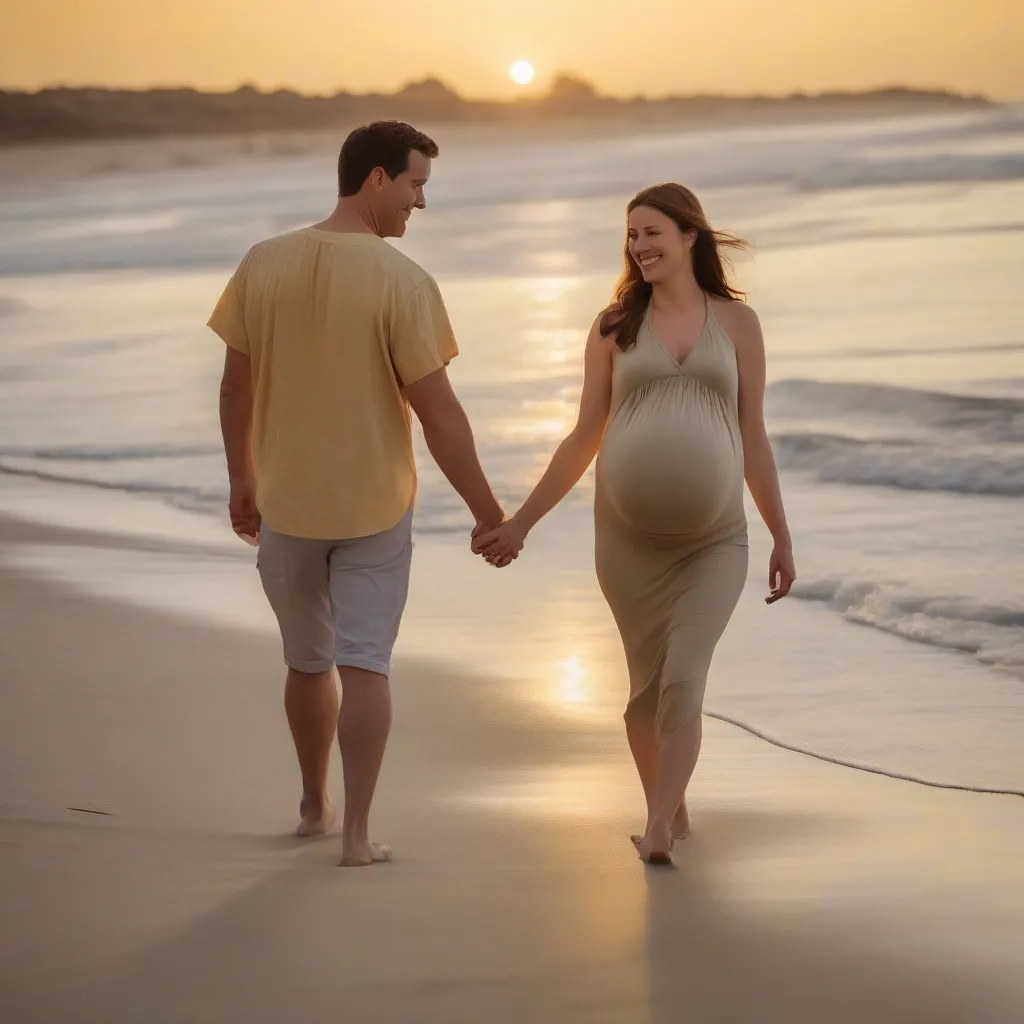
left=336, top=657, right=393, bottom=677
left=284, top=656, right=336, bottom=674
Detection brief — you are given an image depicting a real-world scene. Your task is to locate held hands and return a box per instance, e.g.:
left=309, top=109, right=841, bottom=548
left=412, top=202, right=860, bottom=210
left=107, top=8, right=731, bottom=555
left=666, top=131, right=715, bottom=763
left=471, top=515, right=526, bottom=568
left=766, top=542, right=796, bottom=604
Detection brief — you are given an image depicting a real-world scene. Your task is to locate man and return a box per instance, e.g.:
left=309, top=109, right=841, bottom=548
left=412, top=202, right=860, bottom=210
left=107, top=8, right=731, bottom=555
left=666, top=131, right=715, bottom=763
left=209, top=121, right=505, bottom=867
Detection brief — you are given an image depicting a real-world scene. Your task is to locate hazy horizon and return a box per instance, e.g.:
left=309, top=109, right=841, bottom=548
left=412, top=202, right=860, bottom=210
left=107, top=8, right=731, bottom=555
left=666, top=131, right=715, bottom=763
left=0, top=75, right=999, bottom=102
left=4, top=0, right=1022, bottom=101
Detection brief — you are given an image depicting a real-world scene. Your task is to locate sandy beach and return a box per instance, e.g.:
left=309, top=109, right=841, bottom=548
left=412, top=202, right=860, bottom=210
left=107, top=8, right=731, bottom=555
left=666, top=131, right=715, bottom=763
left=1, top=512, right=1022, bottom=1023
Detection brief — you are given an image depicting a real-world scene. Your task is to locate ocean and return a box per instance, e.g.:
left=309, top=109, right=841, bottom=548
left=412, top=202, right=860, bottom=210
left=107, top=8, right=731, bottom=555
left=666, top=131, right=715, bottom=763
left=1, top=106, right=1022, bottom=796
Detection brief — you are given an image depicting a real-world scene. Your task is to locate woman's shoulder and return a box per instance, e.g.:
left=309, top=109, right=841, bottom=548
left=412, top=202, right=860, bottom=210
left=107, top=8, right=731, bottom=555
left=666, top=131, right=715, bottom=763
left=710, top=296, right=762, bottom=347
left=710, top=295, right=759, bottom=329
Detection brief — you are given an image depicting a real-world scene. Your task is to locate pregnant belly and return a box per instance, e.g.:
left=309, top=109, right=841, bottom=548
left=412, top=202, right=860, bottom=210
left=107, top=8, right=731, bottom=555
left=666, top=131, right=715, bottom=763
left=600, top=383, right=742, bottom=536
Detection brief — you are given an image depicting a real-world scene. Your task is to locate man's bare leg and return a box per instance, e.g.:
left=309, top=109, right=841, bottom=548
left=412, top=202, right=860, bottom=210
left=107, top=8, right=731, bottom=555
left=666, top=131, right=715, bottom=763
left=337, top=665, right=394, bottom=866
left=284, top=667, right=339, bottom=837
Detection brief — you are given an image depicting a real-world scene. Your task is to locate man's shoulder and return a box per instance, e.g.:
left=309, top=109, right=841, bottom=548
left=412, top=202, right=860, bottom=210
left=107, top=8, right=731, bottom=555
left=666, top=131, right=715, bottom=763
left=246, top=228, right=313, bottom=261
left=372, top=243, right=433, bottom=291
left=232, top=229, right=307, bottom=279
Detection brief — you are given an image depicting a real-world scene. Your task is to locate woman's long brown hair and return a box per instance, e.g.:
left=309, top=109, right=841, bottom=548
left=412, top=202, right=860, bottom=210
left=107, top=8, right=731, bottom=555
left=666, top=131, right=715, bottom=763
left=600, top=183, right=750, bottom=351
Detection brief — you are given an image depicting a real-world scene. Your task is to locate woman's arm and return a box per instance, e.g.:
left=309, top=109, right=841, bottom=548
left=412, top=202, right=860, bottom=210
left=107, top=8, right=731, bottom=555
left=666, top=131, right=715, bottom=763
left=474, top=316, right=615, bottom=564
left=722, top=301, right=796, bottom=601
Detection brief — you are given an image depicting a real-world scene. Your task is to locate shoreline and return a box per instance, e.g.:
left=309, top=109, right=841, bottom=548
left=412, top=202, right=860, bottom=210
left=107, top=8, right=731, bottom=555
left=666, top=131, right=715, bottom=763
left=1, top=473, right=1022, bottom=798
left=3, top=500, right=1022, bottom=803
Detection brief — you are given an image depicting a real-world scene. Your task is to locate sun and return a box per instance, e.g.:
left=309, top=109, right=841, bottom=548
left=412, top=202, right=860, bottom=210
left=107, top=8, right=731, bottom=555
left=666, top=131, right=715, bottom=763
left=509, top=60, right=536, bottom=87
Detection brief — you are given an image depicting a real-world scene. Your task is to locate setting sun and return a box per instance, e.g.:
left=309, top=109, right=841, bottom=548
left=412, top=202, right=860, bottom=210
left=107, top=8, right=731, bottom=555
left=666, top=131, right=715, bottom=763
left=509, top=60, right=536, bottom=86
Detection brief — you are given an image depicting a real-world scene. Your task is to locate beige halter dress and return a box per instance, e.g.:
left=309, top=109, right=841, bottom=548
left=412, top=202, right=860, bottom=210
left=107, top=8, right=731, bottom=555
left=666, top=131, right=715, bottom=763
left=595, top=298, right=749, bottom=735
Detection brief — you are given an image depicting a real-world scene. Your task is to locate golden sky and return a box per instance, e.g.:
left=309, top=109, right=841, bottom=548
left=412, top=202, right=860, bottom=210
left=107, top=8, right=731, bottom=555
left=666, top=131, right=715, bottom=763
left=4, top=0, right=1022, bottom=99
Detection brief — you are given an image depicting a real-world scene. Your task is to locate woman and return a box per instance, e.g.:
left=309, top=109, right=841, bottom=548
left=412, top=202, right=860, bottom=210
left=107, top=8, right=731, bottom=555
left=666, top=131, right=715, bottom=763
left=475, top=183, right=795, bottom=864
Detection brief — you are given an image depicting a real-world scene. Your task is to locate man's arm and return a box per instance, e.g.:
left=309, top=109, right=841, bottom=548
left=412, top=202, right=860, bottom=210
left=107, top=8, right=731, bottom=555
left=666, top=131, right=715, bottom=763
left=404, top=367, right=504, bottom=530
left=219, top=345, right=260, bottom=537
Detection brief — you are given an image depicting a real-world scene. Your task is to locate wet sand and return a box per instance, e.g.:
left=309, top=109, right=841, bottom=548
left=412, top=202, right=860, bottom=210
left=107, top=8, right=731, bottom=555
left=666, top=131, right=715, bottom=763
left=1, top=516, right=1023, bottom=1023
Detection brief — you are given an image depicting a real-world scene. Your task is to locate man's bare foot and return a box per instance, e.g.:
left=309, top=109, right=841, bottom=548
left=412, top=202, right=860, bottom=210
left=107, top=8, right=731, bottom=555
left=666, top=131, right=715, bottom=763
left=296, top=796, right=335, bottom=838
left=339, top=841, right=393, bottom=868
left=635, top=821, right=673, bottom=865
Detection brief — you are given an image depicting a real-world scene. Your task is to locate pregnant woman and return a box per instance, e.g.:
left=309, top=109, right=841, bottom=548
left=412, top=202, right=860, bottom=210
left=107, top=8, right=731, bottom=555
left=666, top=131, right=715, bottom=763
left=475, top=183, right=796, bottom=864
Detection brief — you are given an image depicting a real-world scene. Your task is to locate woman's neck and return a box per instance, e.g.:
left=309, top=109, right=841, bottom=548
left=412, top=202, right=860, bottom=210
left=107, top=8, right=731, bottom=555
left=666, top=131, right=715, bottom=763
left=651, top=270, right=704, bottom=314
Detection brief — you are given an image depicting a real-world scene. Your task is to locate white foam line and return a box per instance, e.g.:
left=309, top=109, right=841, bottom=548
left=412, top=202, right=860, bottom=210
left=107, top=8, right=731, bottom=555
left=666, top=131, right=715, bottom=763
left=704, top=710, right=1024, bottom=799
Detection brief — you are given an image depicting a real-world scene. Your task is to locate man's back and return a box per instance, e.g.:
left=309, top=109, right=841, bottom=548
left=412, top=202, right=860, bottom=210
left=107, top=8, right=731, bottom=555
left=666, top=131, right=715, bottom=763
left=209, top=227, right=458, bottom=539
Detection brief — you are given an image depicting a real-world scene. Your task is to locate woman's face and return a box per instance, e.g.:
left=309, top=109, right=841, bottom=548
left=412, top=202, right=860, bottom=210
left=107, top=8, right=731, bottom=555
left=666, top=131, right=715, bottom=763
left=627, top=205, right=696, bottom=284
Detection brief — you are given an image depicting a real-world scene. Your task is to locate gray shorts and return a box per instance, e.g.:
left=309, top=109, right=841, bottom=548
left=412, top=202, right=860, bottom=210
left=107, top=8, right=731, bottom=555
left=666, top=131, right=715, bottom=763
left=256, top=508, right=413, bottom=676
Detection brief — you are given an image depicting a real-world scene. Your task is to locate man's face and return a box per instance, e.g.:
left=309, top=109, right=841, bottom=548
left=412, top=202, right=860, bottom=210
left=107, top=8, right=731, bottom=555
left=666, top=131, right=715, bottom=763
left=379, top=149, right=431, bottom=237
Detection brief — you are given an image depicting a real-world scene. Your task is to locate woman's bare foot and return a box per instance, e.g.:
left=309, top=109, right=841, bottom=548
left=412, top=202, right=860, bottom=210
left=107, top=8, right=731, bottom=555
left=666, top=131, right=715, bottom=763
left=339, top=841, right=393, bottom=868
left=631, top=813, right=689, bottom=846
left=296, top=795, right=335, bottom=838
left=635, top=821, right=673, bottom=865
left=671, top=800, right=691, bottom=841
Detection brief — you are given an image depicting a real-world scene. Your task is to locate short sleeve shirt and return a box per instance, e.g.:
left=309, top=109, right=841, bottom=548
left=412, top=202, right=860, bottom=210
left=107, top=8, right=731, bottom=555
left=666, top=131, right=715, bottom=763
left=208, top=228, right=458, bottom=539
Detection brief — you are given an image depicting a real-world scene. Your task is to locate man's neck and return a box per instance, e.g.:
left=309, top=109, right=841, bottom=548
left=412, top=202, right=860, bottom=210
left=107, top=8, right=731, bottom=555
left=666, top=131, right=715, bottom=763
left=312, top=198, right=383, bottom=237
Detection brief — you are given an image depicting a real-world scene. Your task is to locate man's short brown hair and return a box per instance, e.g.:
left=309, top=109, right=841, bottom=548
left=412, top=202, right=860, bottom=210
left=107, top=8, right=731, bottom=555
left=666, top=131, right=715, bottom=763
left=338, top=121, right=439, bottom=197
